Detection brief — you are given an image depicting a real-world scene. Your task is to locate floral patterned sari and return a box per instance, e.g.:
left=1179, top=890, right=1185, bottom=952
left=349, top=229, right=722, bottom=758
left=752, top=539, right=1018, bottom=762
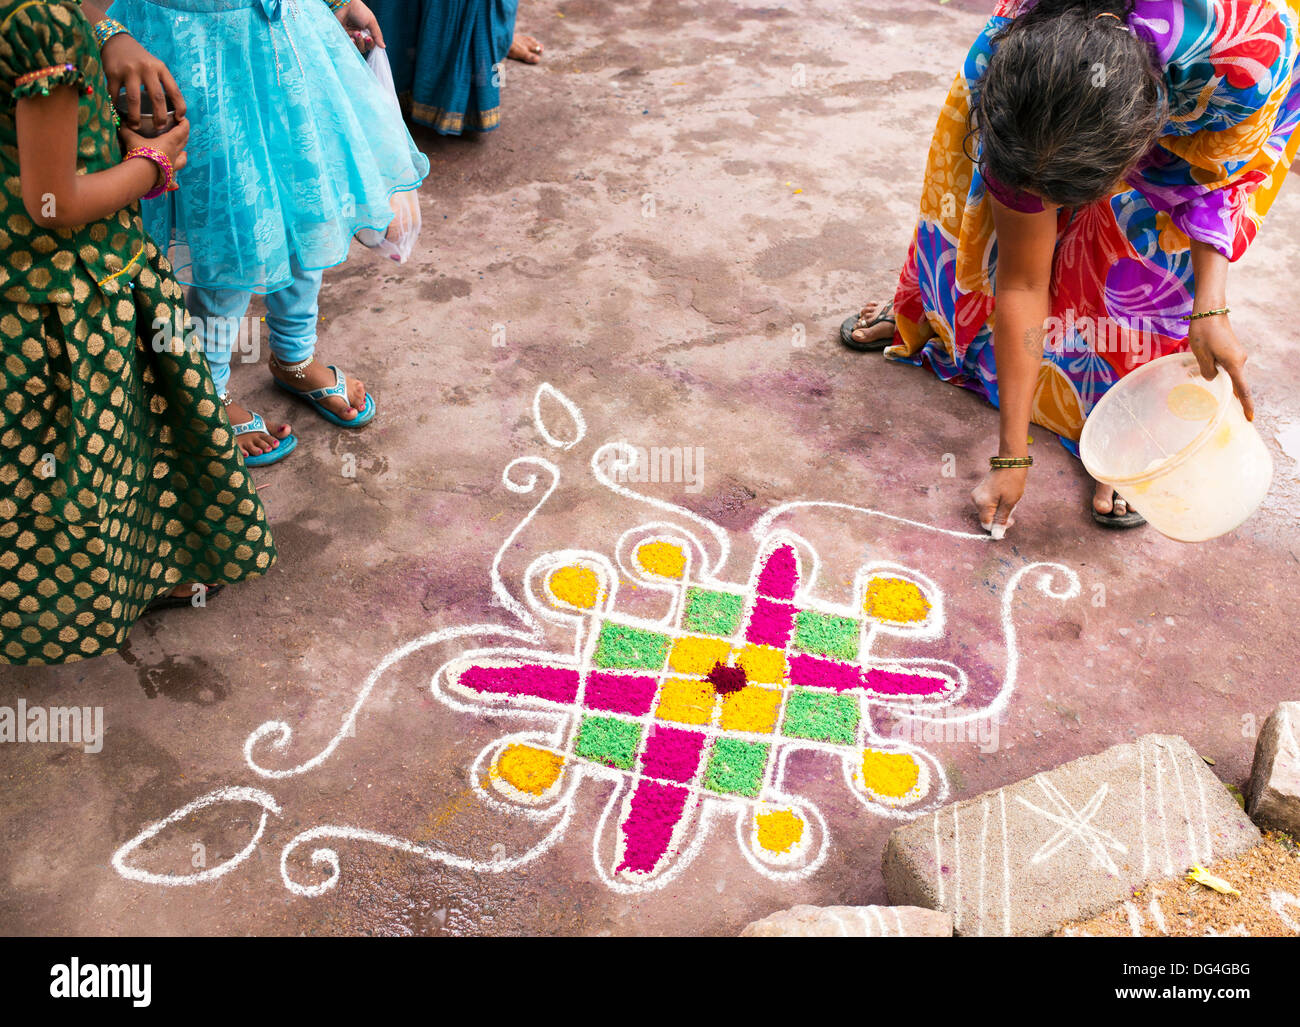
left=888, top=0, right=1300, bottom=455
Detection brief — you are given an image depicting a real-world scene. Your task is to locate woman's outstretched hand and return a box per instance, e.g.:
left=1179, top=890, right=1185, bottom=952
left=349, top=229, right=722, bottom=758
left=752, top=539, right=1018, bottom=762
left=1187, top=313, right=1254, bottom=421
left=971, top=466, right=1027, bottom=538
left=100, top=33, right=186, bottom=131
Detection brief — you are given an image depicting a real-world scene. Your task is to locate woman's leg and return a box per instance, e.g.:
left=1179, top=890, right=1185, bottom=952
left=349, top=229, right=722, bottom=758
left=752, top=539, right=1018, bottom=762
left=264, top=257, right=369, bottom=420
left=185, top=285, right=291, bottom=458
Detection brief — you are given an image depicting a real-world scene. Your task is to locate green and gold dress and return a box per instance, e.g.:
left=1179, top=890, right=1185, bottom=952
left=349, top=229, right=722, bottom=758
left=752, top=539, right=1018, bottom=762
left=0, top=0, right=276, bottom=664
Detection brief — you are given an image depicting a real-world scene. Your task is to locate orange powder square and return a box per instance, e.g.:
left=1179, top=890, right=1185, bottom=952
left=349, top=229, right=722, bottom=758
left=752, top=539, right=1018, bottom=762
left=736, top=644, right=787, bottom=685
left=719, top=686, right=782, bottom=734
left=656, top=678, right=717, bottom=725
left=667, top=635, right=731, bottom=676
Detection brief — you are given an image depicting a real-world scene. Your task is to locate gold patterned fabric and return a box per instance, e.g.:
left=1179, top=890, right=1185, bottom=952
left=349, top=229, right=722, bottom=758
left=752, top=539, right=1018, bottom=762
left=0, top=0, right=276, bottom=664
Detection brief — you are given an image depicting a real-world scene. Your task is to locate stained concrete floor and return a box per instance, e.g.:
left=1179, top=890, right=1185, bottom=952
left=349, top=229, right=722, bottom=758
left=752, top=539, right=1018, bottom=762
left=3, top=0, right=1300, bottom=936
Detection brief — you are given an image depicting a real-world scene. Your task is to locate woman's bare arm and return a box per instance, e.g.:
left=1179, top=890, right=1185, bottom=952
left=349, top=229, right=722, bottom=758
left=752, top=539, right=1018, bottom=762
left=970, top=196, right=1059, bottom=533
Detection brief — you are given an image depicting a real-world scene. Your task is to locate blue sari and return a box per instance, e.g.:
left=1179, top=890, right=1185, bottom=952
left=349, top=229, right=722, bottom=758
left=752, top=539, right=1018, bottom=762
left=371, top=0, right=519, bottom=134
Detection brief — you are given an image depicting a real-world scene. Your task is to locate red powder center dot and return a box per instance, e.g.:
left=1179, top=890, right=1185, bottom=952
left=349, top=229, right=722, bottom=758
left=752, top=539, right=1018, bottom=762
left=707, top=661, right=747, bottom=695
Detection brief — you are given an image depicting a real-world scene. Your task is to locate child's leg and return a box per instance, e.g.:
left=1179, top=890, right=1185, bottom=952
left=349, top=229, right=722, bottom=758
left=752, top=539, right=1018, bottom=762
left=265, top=256, right=370, bottom=421
left=185, top=284, right=291, bottom=457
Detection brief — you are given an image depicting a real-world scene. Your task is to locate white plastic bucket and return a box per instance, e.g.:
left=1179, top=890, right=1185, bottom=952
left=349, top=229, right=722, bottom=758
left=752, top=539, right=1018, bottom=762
left=1079, top=352, right=1272, bottom=542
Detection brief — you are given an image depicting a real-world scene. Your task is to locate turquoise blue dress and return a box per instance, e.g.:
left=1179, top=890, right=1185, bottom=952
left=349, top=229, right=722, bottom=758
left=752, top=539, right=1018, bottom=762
left=370, top=0, right=518, bottom=134
left=106, top=0, right=431, bottom=293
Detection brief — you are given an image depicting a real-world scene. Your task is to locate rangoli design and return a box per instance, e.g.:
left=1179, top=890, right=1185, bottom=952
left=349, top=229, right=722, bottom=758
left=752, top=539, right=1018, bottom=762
left=111, top=384, right=1079, bottom=897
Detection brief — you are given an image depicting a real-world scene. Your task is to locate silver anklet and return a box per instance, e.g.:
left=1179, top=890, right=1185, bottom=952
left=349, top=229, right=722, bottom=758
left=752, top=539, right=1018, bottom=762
left=272, top=355, right=312, bottom=379
left=219, top=390, right=234, bottom=405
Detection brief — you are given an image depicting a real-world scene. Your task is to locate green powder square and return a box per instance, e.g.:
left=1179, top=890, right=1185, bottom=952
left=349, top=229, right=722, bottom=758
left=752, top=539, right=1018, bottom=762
left=593, top=621, right=671, bottom=670
left=781, top=689, right=860, bottom=745
left=704, top=738, right=769, bottom=797
left=575, top=715, right=642, bottom=769
left=682, top=587, right=745, bottom=637
left=792, top=610, right=861, bottom=661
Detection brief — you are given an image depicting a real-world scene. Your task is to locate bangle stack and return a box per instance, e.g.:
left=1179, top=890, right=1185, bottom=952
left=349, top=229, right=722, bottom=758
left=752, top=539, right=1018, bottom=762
left=124, top=146, right=178, bottom=199
left=989, top=456, right=1033, bottom=469
left=93, top=18, right=130, bottom=49
left=1181, top=307, right=1229, bottom=322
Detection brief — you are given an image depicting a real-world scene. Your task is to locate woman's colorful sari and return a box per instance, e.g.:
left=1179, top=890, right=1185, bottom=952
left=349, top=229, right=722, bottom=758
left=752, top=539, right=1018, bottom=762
left=370, top=0, right=519, bottom=134
left=888, top=0, right=1300, bottom=455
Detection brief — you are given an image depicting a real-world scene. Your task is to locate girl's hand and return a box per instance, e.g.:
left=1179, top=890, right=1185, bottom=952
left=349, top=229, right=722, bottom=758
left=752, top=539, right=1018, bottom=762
left=1187, top=313, right=1254, bottom=421
left=100, top=33, right=187, bottom=131
left=120, top=117, right=189, bottom=175
left=971, top=466, right=1027, bottom=538
left=336, top=0, right=385, bottom=52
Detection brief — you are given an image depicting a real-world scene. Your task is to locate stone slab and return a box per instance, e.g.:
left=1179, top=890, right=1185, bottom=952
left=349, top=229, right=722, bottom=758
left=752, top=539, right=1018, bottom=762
left=882, top=734, right=1262, bottom=936
left=1247, top=702, right=1300, bottom=836
left=740, top=904, right=952, bottom=937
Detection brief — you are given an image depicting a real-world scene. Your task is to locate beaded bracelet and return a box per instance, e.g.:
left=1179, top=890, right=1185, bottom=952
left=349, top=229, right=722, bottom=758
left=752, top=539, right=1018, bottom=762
left=326, top=0, right=350, bottom=11
left=14, top=63, right=76, bottom=93
left=989, top=456, right=1033, bottom=469
left=124, top=146, right=177, bottom=200
left=93, top=17, right=130, bottom=49
left=1181, top=307, right=1230, bottom=322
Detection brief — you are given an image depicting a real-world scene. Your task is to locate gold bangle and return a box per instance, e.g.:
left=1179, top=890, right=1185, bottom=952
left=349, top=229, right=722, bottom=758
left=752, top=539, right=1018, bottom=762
left=989, top=456, right=1033, bottom=469
left=1181, top=307, right=1229, bottom=322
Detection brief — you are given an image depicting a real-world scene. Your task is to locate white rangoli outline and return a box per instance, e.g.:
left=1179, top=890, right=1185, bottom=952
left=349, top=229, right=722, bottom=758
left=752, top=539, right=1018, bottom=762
left=112, top=382, right=1081, bottom=900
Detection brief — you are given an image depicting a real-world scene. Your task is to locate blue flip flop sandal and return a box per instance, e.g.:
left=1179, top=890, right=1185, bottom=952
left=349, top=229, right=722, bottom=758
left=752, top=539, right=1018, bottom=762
left=232, top=410, right=297, bottom=467
left=274, top=364, right=376, bottom=428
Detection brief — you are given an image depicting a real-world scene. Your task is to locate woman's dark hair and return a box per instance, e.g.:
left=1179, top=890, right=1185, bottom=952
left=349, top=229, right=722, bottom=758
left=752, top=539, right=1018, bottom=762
left=971, top=1, right=1166, bottom=207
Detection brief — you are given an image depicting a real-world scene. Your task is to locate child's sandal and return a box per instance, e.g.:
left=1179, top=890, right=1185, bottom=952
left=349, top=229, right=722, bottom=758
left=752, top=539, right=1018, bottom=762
left=231, top=409, right=297, bottom=467
left=274, top=364, right=376, bottom=428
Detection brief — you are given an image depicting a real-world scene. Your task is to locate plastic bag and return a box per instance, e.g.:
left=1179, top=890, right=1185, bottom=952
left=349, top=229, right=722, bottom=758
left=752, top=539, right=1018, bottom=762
left=354, top=45, right=423, bottom=264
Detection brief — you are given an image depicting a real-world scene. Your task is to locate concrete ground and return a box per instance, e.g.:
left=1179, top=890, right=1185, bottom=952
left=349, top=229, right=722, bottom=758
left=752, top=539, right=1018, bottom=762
left=3, top=0, right=1299, bottom=936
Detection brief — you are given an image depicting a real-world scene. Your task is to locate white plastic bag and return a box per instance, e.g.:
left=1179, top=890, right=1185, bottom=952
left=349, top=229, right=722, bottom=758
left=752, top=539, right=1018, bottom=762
left=355, top=46, right=422, bottom=264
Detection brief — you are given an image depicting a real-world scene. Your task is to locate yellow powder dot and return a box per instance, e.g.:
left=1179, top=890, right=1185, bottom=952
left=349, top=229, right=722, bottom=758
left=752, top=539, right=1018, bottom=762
left=496, top=744, right=565, bottom=796
left=637, top=540, right=686, bottom=579
left=719, top=686, right=782, bottom=733
left=860, top=749, right=920, bottom=799
left=736, top=644, right=787, bottom=685
left=656, top=678, right=716, bottom=725
left=548, top=565, right=600, bottom=608
left=863, top=576, right=931, bottom=624
left=668, top=635, right=731, bottom=676
left=755, top=809, right=805, bottom=854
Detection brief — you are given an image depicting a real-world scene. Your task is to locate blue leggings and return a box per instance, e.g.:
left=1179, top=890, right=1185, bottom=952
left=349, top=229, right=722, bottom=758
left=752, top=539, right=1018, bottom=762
left=185, top=255, right=324, bottom=397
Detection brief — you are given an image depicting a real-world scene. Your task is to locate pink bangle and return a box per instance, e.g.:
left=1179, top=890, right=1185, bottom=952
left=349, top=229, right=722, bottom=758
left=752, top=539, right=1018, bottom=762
left=124, top=146, right=176, bottom=199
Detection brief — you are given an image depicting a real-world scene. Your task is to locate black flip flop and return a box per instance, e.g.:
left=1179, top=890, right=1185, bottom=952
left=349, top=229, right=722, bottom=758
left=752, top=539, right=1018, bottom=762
left=1090, top=505, right=1146, bottom=529
left=840, top=300, right=896, bottom=352
left=143, top=584, right=225, bottom=614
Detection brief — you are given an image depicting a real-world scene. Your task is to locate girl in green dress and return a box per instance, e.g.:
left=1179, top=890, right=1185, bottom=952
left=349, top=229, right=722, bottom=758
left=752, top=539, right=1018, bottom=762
left=0, top=0, right=277, bottom=664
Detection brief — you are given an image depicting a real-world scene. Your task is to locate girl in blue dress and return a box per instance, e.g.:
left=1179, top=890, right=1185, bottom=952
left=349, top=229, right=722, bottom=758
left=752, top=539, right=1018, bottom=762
left=105, top=0, right=430, bottom=464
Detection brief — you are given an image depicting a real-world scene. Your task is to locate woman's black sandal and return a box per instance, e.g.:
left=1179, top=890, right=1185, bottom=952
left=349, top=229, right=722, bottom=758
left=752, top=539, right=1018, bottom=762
left=143, top=584, right=225, bottom=614
left=1090, top=505, right=1146, bottom=529
left=840, top=300, right=896, bottom=352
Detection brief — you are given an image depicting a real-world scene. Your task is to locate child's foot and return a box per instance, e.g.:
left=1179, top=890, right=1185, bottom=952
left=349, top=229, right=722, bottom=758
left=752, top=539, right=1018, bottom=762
left=269, top=357, right=368, bottom=422
left=508, top=34, right=543, bottom=63
left=225, top=398, right=292, bottom=458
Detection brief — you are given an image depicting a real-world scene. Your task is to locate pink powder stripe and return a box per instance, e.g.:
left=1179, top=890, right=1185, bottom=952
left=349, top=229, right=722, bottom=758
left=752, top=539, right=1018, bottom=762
left=584, top=672, right=658, bottom=716
left=864, top=668, right=952, bottom=696
left=616, top=779, right=690, bottom=875
left=746, top=596, right=794, bottom=647
left=756, top=544, right=798, bottom=600
left=459, top=665, right=580, bottom=703
left=788, top=652, right=863, bottom=692
left=639, top=725, right=707, bottom=783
